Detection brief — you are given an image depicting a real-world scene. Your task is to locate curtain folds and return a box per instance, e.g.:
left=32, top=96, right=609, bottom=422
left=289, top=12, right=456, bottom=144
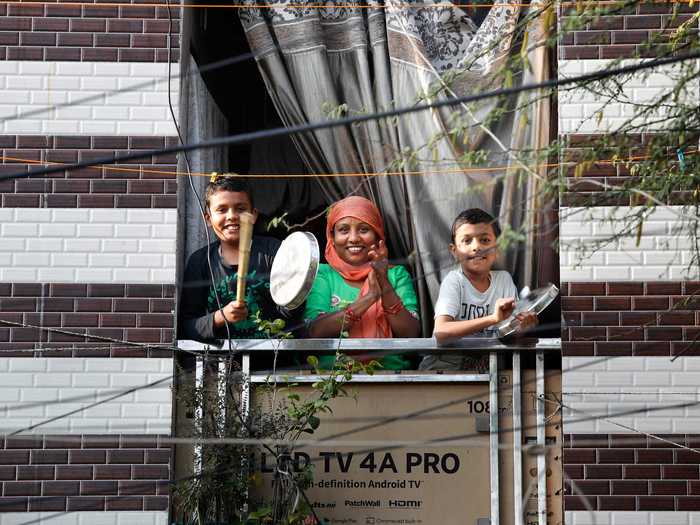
left=237, top=0, right=554, bottom=330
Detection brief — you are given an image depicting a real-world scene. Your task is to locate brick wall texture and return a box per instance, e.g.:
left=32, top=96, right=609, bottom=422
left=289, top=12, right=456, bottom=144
left=0, top=283, right=175, bottom=356
left=0, top=0, right=180, bottom=62
left=559, top=2, right=699, bottom=59
left=558, top=0, right=700, bottom=517
left=0, top=0, right=698, bottom=520
left=0, top=135, right=177, bottom=208
left=562, top=281, right=700, bottom=357
left=0, top=434, right=170, bottom=512
left=564, top=434, right=700, bottom=512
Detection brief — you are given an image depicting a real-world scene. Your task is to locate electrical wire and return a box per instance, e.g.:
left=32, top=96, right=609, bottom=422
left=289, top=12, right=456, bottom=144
left=3, top=48, right=700, bottom=183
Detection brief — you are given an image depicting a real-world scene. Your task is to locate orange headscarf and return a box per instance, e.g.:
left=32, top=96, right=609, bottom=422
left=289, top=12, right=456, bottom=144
left=325, top=196, right=392, bottom=338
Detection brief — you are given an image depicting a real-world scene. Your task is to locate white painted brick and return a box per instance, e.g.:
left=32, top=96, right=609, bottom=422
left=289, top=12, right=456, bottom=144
left=47, top=360, right=85, bottom=372
left=123, top=360, right=164, bottom=373
left=127, top=209, right=165, bottom=223
left=51, top=253, right=89, bottom=267
left=110, top=374, right=149, bottom=388
left=64, top=239, right=101, bottom=252
left=1, top=268, right=37, bottom=281
left=0, top=254, right=11, bottom=266
left=102, top=239, right=139, bottom=253
left=75, top=268, right=113, bottom=281
left=14, top=208, right=52, bottom=223
left=6, top=76, right=44, bottom=90
left=107, top=91, right=144, bottom=106
left=83, top=404, right=121, bottom=418
left=38, top=268, right=77, bottom=281
left=72, top=374, right=111, bottom=388
left=91, top=209, right=127, bottom=222
left=92, top=106, right=130, bottom=120
left=55, top=62, right=94, bottom=76
left=141, top=239, right=176, bottom=253
left=122, top=404, right=160, bottom=418
left=4, top=91, right=32, bottom=104
left=0, top=388, right=20, bottom=402
left=14, top=253, right=50, bottom=267
left=70, top=419, right=109, bottom=432
left=152, top=224, right=174, bottom=238
left=112, top=268, right=151, bottom=282
left=633, top=374, right=672, bottom=389
left=89, top=254, right=126, bottom=267
left=117, top=121, right=155, bottom=134
left=38, top=223, right=76, bottom=237
left=80, top=121, right=118, bottom=134
left=20, top=388, right=58, bottom=403
left=52, top=209, right=90, bottom=222
left=31, top=91, right=69, bottom=104
left=34, top=373, right=71, bottom=388
left=0, top=239, right=25, bottom=251
left=115, top=224, right=150, bottom=238
left=43, top=121, right=81, bottom=134
left=85, top=360, right=124, bottom=372
left=3, top=223, right=39, bottom=237
left=81, top=76, right=119, bottom=90
left=127, top=254, right=163, bottom=268
left=7, top=405, right=45, bottom=418
left=150, top=269, right=176, bottom=282
left=136, top=389, right=172, bottom=404
left=0, top=61, right=178, bottom=135
left=77, top=224, right=115, bottom=239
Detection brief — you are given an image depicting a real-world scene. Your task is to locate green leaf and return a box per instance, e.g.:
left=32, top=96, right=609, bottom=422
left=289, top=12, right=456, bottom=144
left=308, top=415, right=320, bottom=430
left=307, top=355, right=319, bottom=369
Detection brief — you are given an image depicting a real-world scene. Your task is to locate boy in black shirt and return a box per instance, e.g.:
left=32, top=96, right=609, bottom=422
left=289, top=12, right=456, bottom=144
left=179, top=175, right=283, bottom=341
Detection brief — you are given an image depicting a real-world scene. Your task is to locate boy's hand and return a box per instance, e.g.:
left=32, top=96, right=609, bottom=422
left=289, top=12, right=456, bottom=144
left=223, top=300, right=248, bottom=324
left=491, top=298, right=515, bottom=323
left=515, top=311, right=538, bottom=332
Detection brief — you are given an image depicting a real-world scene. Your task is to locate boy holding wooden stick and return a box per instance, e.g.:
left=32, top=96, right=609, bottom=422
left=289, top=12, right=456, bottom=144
left=179, top=174, right=283, bottom=341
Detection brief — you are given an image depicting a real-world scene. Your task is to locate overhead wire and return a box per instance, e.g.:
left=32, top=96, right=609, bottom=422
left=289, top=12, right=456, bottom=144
left=3, top=47, right=700, bottom=183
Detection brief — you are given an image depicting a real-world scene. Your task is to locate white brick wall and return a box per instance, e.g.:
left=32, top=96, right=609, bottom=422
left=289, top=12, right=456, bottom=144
left=563, top=356, right=700, bottom=434
left=0, top=511, right=167, bottom=525
left=558, top=59, right=698, bottom=134
left=0, top=61, right=179, bottom=135
left=0, top=209, right=176, bottom=283
left=567, top=511, right=700, bottom=525
left=560, top=205, right=698, bottom=281
left=0, top=358, right=172, bottom=434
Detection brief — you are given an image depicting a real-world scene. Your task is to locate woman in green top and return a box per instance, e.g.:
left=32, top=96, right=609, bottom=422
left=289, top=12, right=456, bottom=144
left=303, top=196, right=420, bottom=370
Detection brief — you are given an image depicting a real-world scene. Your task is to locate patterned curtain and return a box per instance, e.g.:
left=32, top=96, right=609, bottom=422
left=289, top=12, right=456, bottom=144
left=238, top=0, right=554, bottom=329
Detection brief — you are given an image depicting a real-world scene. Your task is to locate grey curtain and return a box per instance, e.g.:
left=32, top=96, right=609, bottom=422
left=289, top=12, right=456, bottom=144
left=239, top=0, right=554, bottom=329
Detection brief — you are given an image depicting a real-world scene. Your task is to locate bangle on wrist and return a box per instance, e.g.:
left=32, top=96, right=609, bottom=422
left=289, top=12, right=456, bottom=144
left=382, top=300, right=404, bottom=316
left=344, top=306, right=362, bottom=325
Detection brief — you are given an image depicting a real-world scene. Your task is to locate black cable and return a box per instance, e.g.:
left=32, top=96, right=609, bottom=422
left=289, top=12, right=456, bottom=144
left=3, top=48, right=700, bottom=183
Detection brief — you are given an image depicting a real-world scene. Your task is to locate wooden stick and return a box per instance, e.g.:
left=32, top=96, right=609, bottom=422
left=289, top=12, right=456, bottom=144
left=236, top=212, right=255, bottom=303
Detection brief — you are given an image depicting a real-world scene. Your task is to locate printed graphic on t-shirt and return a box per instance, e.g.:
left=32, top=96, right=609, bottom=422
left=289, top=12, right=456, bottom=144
left=206, top=270, right=271, bottom=338
left=461, top=303, right=491, bottom=320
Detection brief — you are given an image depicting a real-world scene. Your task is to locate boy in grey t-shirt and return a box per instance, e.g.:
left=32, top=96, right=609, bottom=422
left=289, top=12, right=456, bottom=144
left=420, top=209, right=537, bottom=370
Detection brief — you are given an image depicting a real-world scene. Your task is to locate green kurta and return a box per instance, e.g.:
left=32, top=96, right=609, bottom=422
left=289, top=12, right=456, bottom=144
left=304, top=264, right=419, bottom=370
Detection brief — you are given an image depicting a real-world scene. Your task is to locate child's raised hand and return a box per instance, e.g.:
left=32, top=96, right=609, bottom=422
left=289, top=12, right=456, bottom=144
left=492, top=298, right=515, bottom=323
left=223, top=300, right=248, bottom=324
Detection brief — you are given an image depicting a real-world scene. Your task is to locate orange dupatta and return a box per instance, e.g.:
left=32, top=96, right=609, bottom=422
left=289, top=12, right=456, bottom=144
left=325, top=196, right=392, bottom=338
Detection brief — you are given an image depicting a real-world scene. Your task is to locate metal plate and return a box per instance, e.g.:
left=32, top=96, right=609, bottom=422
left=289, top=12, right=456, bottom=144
left=269, top=231, right=320, bottom=310
left=495, top=283, right=559, bottom=338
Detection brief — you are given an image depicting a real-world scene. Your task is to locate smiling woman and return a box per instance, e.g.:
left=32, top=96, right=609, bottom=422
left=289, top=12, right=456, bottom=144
left=303, top=196, right=420, bottom=370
